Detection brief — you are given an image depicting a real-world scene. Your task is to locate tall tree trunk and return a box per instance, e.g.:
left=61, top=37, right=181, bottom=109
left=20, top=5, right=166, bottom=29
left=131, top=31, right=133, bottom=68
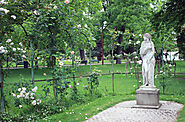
left=80, top=49, right=85, bottom=60
left=96, top=41, right=102, bottom=61
left=102, top=28, right=104, bottom=65
left=116, top=34, right=122, bottom=64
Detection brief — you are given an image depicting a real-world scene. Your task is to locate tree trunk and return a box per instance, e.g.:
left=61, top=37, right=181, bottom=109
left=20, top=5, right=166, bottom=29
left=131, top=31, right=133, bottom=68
left=97, top=55, right=101, bottom=61
left=116, top=34, right=122, bottom=64
left=96, top=41, right=102, bottom=61
left=102, top=28, right=104, bottom=65
left=80, top=49, right=85, bottom=60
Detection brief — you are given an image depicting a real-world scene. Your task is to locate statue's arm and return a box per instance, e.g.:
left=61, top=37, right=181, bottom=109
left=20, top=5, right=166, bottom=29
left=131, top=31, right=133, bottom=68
left=140, top=48, right=143, bottom=58
left=140, top=42, right=146, bottom=58
left=140, top=44, right=150, bottom=58
left=148, top=42, right=155, bottom=61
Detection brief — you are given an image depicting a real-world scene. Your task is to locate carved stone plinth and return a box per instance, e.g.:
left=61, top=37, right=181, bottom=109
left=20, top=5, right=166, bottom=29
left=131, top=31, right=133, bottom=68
left=134, top=86, right=161, bottom=109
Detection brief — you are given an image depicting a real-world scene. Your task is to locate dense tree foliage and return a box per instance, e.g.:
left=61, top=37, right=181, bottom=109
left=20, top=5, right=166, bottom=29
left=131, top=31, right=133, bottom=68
left=0, top=0, right=102, bottom=66
left=93, top=0, right=153, bottom=64
left=152, top=0, right=185, bottom=58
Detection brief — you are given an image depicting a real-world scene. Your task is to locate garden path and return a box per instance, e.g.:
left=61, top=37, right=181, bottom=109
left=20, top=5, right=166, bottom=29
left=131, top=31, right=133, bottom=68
left=86, top=100, right=184, bottom=122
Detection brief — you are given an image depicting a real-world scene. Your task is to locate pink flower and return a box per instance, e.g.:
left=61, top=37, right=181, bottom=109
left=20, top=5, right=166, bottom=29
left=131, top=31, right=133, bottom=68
left=32, top=86, right=38, bottom=92
left=31, top=97, right=35, bottom=99
left=37, top=99, right=41, bottom=105
left=59, top=62, right=64, bottom=67
left=71, top=51, right=74, bottom=55
left=11, top=15, right=16, bottom=19
left=13, top=48, right=16, bottom=51
left=18, top=88, right=21, bottom=91
left=69, top=85, right=71, bottom=88
left=43, top=73, right=47, bottom=76
left=0, top=8, right=9, bottom=14
left=53, top=5, right=57, bottom=9
left=17, top=95, right=21, bottom=98
left=6, top=39, right=12, bottom=43
left=84, top=24, right=88, bottom=28
left=25, top=93, right=29, bottom=99
left=10, top=42, right=14, bottom=45
left=0, top=0, right=8, bottom=4
left=32, top=100, right=36, bottom=106
left=4, top=50, right=8, bottom=53
left=65, top=0, right=69, bottom=4
left=137, top=60, right=142, bottom=65
left=20, top=92, right=25, bottom=97
left=22, top=55, right=26, bottom=59
left=19, top=105, right=22, bottom=108
left=33, top=10, right=39, bottom=15
left=19, top=42, right=23, bottom=46
left=12, top=93, right=16, bottom=97
left=77, top=24, right=81, bottom=28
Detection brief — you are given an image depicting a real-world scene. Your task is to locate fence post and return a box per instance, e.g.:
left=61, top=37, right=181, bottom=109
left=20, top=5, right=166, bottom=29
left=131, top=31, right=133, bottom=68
left=0, top=59, right=5, bottom=113
left=30, top=38, right=35, bottom=87
left=112, top=73, right=114, bottom=93
left=111, top=46, right=114, bottom=93
left=53, top=79, right=57, bottom=100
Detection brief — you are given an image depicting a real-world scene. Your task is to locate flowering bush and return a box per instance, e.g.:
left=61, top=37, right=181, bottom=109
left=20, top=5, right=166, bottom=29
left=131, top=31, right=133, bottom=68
left=157, top=63, right=174, bottom=94
left=85, top=68, right=101, bottom=94
left=46, top=56, right=71, bottom=100
left=12, top=86, right=41, bottom=107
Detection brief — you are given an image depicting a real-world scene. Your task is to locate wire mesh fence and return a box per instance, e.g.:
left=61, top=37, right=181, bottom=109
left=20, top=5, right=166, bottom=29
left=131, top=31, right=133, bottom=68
left=1, top=64, right=185, bottom=114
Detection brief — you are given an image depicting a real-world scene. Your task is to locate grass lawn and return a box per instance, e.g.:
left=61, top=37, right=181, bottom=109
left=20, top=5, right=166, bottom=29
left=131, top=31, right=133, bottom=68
left=39, top=95, right=185, bottom=122
left=2, top=61, right=185, bottom=121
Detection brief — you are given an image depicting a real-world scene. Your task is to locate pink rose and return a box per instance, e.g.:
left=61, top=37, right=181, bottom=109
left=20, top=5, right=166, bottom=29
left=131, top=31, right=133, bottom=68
left=32, top=86, right=38, bottom=92
left=77, top=24, right=81, bottom=28
left=32, top=100, right=36, bottom=106
left=71, top=51, right=74, bottom=55
left=12, top=93, right=16, bottom=97
left=65, top=0, right=69, bottom=4
left=19, top=105, right=22, bottom=108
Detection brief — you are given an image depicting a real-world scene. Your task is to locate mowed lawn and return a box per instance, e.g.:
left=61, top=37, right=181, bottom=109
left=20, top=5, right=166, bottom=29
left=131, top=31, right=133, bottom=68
left=2, top=61, right=185, bottom=121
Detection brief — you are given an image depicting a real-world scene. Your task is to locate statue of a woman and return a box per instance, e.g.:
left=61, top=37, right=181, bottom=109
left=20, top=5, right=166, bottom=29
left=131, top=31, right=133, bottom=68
left=140, top=33, right=155, bottom=87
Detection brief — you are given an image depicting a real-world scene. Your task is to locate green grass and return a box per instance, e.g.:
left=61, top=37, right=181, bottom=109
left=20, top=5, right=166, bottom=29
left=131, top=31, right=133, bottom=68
left=40, top=95, right=136, bottom=122
left=38, top=94, right=185, bottom=122
left=2, top=61, right=185, bottom=121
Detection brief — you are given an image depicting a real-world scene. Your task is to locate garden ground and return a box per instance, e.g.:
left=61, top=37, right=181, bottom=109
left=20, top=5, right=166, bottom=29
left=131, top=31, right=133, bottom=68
left=2, top=61, right=185, bottom=121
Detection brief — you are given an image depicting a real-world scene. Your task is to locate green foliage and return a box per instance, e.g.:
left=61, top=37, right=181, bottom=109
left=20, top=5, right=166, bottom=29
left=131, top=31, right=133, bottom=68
left=177, top=30, right=185, bottom=59
left=51, top=57, right=71, bottom=100
left=157, top=63, right=175, bottom=94
left=85, top=67, right=102, bottom=94
left=152, top=0, right=185, bottom=54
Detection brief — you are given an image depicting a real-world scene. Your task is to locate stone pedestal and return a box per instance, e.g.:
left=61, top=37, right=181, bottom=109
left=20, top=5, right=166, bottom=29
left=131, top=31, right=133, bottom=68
left=134, top=86, right=161, bottom=109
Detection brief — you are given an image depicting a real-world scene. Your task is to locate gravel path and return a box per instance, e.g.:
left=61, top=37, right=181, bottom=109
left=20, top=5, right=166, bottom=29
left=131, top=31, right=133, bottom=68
left=86, top=100, right=184, bottom=122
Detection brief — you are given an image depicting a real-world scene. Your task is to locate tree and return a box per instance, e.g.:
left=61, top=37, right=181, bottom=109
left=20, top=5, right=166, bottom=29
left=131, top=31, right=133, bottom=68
left=152, top=0, right=185, bottom=58
left=1, top=0, right=102, bottom=67
left=94, top=0, right=153, bottom=64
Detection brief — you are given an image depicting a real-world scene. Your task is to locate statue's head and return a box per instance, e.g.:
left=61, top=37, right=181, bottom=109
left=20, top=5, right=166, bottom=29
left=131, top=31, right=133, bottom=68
left=143, top=33, right=152, bottom=42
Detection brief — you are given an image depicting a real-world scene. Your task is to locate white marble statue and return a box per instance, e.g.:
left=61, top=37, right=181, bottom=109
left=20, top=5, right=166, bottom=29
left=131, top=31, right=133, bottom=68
left=140, top=33, right=155, bottom=87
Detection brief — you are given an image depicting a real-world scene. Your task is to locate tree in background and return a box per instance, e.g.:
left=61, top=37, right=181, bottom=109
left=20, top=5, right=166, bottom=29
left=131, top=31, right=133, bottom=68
left=152, top=0, right=185, bottom=59
left=1, top=0, right=102, bottom=67
left=93, top=0, right=153, bottom=64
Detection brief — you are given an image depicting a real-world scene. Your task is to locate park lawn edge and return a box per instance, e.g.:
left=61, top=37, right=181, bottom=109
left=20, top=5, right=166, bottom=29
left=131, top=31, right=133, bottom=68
left=40, top=94, right=185, bottom=122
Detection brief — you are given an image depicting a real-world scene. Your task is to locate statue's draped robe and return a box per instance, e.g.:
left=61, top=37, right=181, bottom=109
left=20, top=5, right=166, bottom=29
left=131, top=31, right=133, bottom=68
left=140, top=41, right=155, bottom=86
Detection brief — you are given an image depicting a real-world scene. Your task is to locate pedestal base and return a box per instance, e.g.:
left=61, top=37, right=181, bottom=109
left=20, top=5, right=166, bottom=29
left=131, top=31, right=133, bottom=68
left=134, top=86, right=161, bottom=109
